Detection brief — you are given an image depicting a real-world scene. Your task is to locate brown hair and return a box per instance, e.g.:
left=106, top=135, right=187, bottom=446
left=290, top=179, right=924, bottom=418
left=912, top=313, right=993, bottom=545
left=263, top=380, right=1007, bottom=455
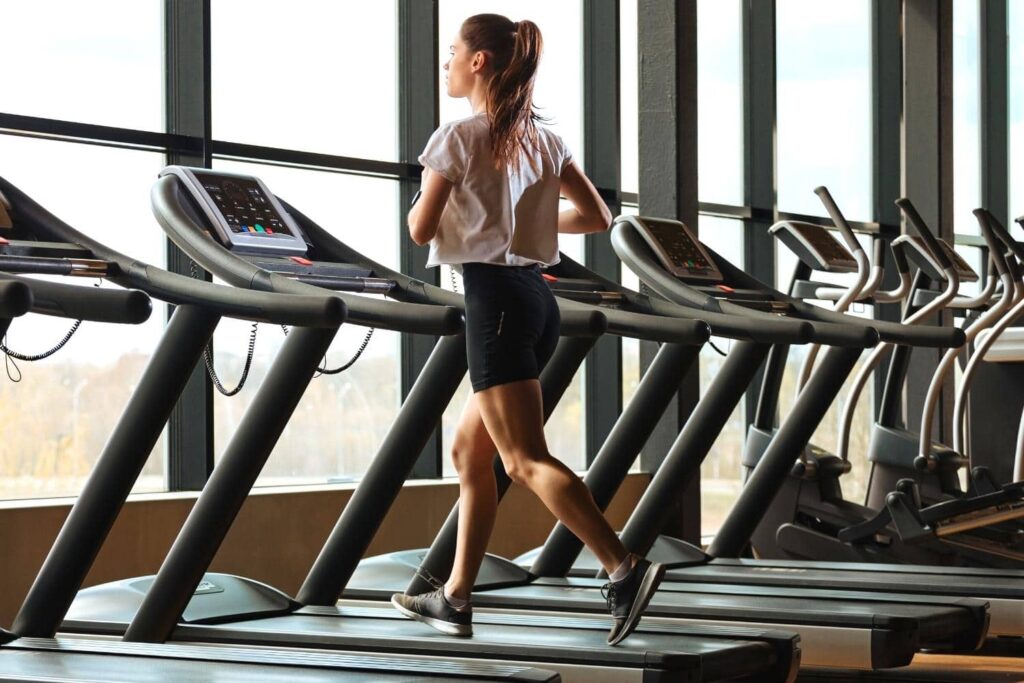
left=460, top=14, right=545, bottom=171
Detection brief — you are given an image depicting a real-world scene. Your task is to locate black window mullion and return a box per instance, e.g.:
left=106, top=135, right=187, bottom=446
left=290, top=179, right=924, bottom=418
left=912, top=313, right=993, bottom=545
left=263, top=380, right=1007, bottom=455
left=165, top=0, right=213, bottom=491
left=871, top=0, right=904, bottom=417
left=583, top=0, right=623, bottom=467
left=398, top=0, right=442, bottom=479
left=742, top=0, right=776, bottom=429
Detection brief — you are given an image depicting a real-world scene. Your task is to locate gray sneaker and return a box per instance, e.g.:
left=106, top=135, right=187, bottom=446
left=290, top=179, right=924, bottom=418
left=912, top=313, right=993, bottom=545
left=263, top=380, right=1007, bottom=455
left=602, top=557, right=665, bottom=645
left=391, top=588, right=473, bottom=637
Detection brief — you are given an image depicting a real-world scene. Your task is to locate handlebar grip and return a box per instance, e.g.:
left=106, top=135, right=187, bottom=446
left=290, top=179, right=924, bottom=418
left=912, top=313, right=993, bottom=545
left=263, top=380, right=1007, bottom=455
left=806, top=320, right=879, bottom=348
left=890, top=239, right=911, bottom=275
left=987, top=211, right=1024, bottom=263
left=340, top=295, right=463, bottom=336
left=556, top=308, right=608, bottom=337
left=814, top=186, right=863, bottom=254
left=871, top=317, right=966, bottom=348
left=972, top=210, right=1011, bottom=279
left=600, top=307, right=711, bottom=345
left=895, top=198, right=955, bottom=271
left=0, top=278, right=32, bottom=318
left=0, top=275, right=151, bottom=324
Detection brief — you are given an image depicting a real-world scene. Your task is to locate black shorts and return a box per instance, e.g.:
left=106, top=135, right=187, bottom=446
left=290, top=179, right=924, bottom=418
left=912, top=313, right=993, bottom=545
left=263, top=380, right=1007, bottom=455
left=462, top=262, right=560, bottom=393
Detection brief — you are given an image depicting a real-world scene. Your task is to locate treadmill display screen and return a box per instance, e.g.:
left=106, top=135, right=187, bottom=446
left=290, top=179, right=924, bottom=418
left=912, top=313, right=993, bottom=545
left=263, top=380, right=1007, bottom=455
left=631, top=217, right=723, bottom=282
left=192, top=172, right=294, bottom=238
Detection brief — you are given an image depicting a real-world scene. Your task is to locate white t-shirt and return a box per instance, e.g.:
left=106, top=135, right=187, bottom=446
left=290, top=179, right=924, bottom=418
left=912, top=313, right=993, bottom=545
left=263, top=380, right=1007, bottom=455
left=418, top=112, right=573, bottom=268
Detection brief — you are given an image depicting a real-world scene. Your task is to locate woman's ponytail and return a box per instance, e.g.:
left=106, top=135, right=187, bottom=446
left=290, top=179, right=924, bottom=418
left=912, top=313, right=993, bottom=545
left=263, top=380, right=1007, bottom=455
left=460, top=14, right=545, bottom=171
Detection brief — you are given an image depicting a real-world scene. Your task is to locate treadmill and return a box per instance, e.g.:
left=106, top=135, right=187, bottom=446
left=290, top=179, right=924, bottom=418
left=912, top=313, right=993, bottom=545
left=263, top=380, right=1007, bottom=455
left=0, top=177, right=564, bottom=683
left=347, top=200, right=990, bottom=670
left=59, top=167, right=803, bottom=683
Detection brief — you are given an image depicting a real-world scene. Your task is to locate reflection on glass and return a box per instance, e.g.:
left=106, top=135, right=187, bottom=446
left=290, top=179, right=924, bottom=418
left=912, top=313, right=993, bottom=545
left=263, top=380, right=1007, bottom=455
left=954, top=0, right=981, bottom=235
left=212, top=1, right=398, bottom=160
left=438, top=1, right=583, bottom=164
left=698, top=0, right=744, bottom=206
left=0, top=136, right=167, bottom=499
left=1010, top=1, right=1024, bottom=222
left=211, top=161, right=401, bottom=486
left=776, top=0, right=871, bottom=219
left=0, top=2, right=163, bottom=131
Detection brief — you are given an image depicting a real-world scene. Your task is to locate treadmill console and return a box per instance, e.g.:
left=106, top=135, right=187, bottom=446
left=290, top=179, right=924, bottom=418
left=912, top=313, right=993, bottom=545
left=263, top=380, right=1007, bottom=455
left=895, top=235, right=979, bottom=283
left=160, top=166, right=309, bottom=256
left=618, top=215, right=723, bottom=281
left=769, top=221, right=858, bottom=273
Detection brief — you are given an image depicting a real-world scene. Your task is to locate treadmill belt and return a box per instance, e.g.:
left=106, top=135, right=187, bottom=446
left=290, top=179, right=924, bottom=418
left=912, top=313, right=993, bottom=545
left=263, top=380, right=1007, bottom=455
left=0, top=638, right=560, bottom=682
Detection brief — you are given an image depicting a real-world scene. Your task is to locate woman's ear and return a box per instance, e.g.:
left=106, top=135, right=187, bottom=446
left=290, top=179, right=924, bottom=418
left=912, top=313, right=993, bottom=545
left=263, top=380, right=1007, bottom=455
left=470, top=50, right=487, bottom=73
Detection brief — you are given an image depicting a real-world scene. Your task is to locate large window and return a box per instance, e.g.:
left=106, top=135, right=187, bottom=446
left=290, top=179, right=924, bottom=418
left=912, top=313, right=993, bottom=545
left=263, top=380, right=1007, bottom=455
left=0, top=2, right=163, bottom=131
left=698, top=0, right=744, bottom=206
left=211, top=1, right=399, bottom=160
left=776, top=0, right=872, bottom=218
left=210, top=160, right=401, bottom=486
left=1010, top=0, right=1024, bottom=223
left=0, top=136, right=168, bottom=499
left=954, top=0, right=982, bottom=237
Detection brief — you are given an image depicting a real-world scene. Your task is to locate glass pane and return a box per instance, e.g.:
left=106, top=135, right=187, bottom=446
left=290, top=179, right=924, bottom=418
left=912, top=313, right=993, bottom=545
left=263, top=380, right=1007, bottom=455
left=1010, top=0, right=1024, bottom=223
left=438, top=2, right=583, bottom=164
left=954, top=0, right=982, bottom=236
left=0, top=136, right=167, bottom=499
left=776, top=0, right=871, bottom=219
left=0, top=2, right=163, bottom=131
left=210, top=161, right=401, bottom=486
left=212, top=1, right=399, bottom=160
left=620, top=0, right=639, bottom=195
left=698, top=0, right=744, bottom=206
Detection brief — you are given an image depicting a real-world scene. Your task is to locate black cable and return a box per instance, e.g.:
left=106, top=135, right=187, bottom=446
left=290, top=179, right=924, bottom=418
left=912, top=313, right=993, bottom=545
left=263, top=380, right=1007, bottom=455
left=1, top=281, right=102, bottom=382
left=280, top=323, right=374, bottom=376
left=190, top=259, right=259, bottom=396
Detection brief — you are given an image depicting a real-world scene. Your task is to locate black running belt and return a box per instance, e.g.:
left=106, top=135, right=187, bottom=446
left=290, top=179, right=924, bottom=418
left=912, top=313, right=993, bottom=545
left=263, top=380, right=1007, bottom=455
left=1, top=638, right=561, bottom=682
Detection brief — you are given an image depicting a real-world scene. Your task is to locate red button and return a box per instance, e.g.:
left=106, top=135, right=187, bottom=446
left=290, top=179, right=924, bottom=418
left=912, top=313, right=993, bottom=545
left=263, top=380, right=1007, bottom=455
left=542, top=273, right=558, bottom=282
left=716, top=284, right=735, bottom=293
left=0, top=236, right=8, bottom=246
left=289, top=256, right=313, bottom=266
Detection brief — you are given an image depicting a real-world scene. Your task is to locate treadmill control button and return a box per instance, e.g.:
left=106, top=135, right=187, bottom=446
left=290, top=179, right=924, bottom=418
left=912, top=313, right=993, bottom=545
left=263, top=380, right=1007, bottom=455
left=289, top=256, right=313, bottom=266
left=542, top=273, right=558, bottom=282
left=717, top=284, right=735, bottom=293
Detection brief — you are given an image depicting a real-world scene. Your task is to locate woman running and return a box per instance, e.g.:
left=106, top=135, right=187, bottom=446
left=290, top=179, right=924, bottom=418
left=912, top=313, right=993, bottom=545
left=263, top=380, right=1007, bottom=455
left=391, top=13, right=664, bottom=646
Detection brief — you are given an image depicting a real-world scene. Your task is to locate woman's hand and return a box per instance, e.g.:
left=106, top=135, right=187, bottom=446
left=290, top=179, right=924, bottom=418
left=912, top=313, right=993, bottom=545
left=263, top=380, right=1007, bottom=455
left=408, top=168, right=454, bottom=246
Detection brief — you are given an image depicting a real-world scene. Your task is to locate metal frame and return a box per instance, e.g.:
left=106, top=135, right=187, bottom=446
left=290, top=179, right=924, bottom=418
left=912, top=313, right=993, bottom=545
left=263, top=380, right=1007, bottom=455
left=397, top=0, right=442, bottom=479
left=741, top=0, right=777, bottom=430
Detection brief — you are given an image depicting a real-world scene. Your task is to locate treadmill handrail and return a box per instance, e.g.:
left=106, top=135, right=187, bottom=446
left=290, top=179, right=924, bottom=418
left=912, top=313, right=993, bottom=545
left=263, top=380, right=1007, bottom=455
left=552, top=253, right=814, bottom=344
left=0, top=176, right=346, bottom=328
left=611, top=220, right=880, bottom=349
left=153, top=175, right=459, bottom=336
left=0, top=278, right=33, bottom=318
left=0, top=273, right=151, bottom=324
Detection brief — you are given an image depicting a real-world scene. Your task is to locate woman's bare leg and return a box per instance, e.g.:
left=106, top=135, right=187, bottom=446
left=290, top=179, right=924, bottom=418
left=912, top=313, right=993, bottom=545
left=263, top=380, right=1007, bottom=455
left=445, top=395, right=501, bottom=600
left=474, top=378, right=628, bottom=574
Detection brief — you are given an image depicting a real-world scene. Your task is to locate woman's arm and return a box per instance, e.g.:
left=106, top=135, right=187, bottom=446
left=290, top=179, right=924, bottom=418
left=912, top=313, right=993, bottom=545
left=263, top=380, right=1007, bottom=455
left=408, top=168, right=454, bottom=246
left=557, top=160, right=613, bottom=234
